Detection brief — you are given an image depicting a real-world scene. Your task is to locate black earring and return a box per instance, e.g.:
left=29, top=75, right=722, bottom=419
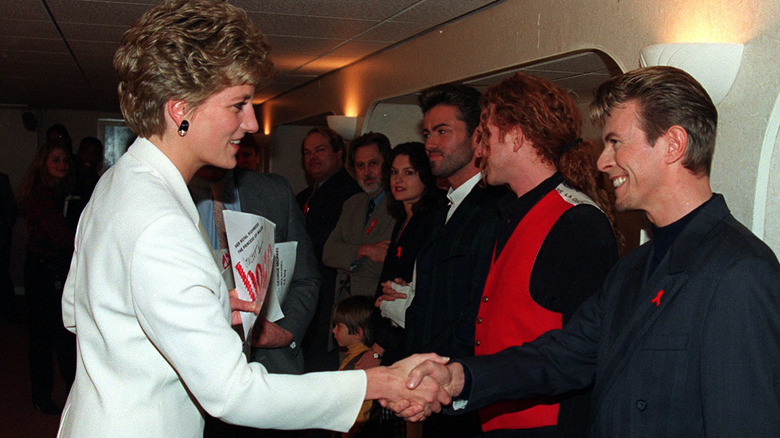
left=178, top=120, right=189, bottom=137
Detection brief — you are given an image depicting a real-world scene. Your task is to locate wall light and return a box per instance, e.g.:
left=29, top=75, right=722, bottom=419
left=326, top=115, right=358, bottom=141
left=640, top=43, right=744, bottom=105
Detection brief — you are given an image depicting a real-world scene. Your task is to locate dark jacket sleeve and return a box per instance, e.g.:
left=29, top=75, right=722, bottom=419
left=456, top=288, right=602, bottom=412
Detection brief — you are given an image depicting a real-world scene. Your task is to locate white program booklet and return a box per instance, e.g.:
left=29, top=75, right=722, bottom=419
left=263, top=241, right=297, bottom=322
left=222, top=210, right=276, bottom=341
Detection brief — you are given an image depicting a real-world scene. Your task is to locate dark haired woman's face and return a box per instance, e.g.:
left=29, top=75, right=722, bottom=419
left=46, top=148, right=71, bottom=179
left=390, top=154, right=424, bottom=205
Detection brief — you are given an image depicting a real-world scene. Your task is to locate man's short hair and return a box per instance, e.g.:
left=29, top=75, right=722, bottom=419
left=418, top=83, right=482, bottom=136
left=590, top=66, right=717, bottom=176
left=301, top=127, right=346, bottom=157
left=347, top=131, right=391, bottom=174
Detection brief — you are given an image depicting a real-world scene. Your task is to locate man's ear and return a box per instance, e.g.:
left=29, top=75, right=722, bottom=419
left=663, top=125, right=688, bottom=165
left=510, top=126, right=526, bottom=152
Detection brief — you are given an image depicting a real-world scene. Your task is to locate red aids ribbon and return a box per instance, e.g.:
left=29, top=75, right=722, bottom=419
left=366, top=218, right=377, bottom=235
left=396, top=246, right=402, bottom=259
left=652, top=289, right=664, bottom=307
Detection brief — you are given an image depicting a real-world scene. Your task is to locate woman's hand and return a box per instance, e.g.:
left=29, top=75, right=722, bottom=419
left=228, top=288, right=260, bottom=325
left=376, top=278, right=409, bottom=307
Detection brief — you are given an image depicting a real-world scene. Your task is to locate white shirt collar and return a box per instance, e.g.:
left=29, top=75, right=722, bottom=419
left=446, top=172, right=482, bottom=222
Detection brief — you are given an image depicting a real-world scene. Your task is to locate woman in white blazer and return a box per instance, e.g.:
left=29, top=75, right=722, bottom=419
left=57, top=1, right=447, bottom=436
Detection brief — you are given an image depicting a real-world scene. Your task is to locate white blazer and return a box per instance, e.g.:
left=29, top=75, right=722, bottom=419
left=59, top=138, right=365, bottom=437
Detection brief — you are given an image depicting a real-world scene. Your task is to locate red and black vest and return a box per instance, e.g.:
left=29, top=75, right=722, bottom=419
left=475, top=184, right=595, bottom=431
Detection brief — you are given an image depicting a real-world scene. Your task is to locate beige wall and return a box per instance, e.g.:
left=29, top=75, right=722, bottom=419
left=269, top=124, right=312, bottom=194
left=260, top=0, right=780, bottom=254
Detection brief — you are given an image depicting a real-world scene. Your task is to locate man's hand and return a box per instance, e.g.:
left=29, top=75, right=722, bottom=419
left=365, top=353, right=452, bottom=422
left=357, top=240, right=390, bottom=263
left=407, top=360, right=465, bottom=400
left=228, top=288, right=260, bottom=325
left=251, top=319, right=294, bottom=348
left=375, top=278, right=409, bottom=307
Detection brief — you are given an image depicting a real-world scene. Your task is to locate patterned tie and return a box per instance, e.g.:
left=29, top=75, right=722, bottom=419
left=212, top=182, right=228, bottom=249
left=365, top=198, right=375, bottom=225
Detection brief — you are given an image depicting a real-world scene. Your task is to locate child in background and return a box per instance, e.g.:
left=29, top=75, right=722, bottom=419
left=332, top=295, right=374, bottom=437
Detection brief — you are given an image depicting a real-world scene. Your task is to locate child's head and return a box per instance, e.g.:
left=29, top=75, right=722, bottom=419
left=332, top=295, right=374, bottom=347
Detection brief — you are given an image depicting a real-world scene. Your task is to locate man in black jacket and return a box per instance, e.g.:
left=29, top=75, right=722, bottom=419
left=400, top=84, right=507, bottom=438
left=296, top=127, right=361, bottom=372
left=407, top=66, right=780, bottom=438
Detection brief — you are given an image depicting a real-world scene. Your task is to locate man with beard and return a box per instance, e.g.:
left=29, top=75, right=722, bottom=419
left=324, top=132, right=396, bottom=303
left=386, top=84, right=507, bottom=438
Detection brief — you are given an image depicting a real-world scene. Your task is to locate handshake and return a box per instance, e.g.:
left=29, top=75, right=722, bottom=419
left=364, top=353, right=466, bottom=422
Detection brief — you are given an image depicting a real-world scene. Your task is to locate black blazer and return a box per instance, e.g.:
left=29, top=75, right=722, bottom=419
left=297, top=167, right=360, bottom=372
left=296, top=167, right=361, bottom=261
left=459, top=194, right=780, bottom=437
left=404, top=182, right=507, bottom=359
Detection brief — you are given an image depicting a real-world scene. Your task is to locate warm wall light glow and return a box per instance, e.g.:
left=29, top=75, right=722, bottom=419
left=343, top=106, right=359, bottom=118
left=343, top=95, right=359, bottom=118
left=257, top=104, right=272, bottom=136
left=341, top=67, right=364, bottom=118
left=656, top=2, right=755, bottom=44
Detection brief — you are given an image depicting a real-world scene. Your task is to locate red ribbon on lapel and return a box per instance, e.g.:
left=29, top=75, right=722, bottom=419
left=366, top=218, right=377, bottom=235
left=652, top=289, right=664, bottom=307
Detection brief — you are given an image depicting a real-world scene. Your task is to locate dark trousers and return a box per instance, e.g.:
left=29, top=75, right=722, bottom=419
left=422, top=410, right=482, bottom=438
left=0, top=243, right=16, bottom=320
left=301, top=267, right=340, bottom=373
left=24, top=253, right=76, bottom=402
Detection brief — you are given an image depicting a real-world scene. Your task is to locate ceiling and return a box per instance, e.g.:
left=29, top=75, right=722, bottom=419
left=379, top=50, right=622, bottom=107
left=0, top=0, right=501, bottom=113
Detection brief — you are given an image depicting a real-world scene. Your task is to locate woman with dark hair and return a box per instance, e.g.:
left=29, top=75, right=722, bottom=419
left=18, top=140, right=80, bottom=414
left=358, top=143, right=446, bottom=361
left=58, top=1, right=445, bottom=435
left=356, top=142, right=445, bottom=434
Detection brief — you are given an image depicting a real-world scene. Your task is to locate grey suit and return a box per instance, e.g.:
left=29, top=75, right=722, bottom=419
left=192, top=168, right=320, bottom=374
left=323, top=192, right=395, bottom=301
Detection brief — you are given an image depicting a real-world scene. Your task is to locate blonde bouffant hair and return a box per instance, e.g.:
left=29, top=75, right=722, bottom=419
left=113, top=0, right=273, bottom=138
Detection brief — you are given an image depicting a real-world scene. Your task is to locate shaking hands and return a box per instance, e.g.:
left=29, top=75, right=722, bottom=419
left=365, top=353, right=466, bottom=422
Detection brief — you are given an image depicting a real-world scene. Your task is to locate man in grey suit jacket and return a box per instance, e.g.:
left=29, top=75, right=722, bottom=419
left=190, top=165, right=319, bottom=375
left=407, top=67, right=780, bottom=437
left=323, top=132, right=396, bottom=303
